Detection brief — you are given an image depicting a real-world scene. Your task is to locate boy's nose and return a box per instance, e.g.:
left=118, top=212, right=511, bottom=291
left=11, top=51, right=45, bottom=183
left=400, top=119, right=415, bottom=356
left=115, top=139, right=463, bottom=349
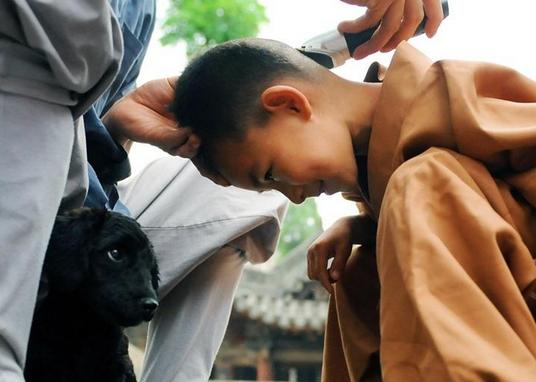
left=283, top=187, right=305, bottom=204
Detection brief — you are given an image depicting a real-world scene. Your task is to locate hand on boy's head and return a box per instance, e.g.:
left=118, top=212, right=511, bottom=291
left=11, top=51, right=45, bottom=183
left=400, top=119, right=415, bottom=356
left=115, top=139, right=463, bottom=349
left=338, top=0, right=444, bottom=59
left=104, top=76, right=198, bottom=155
left=307, top=214, right=376, bottom=294
left=171, top=131, right=201, bottom=158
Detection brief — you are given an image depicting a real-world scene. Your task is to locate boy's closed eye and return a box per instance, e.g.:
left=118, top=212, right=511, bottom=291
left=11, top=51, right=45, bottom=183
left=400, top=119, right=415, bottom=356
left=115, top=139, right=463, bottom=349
left=264, top=167, right=275, bottom=182
left=253, top=168, right=275, bottom=194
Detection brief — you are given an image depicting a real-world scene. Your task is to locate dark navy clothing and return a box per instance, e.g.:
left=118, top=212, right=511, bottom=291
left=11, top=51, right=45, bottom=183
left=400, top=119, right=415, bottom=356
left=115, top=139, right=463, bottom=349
left=84, top=0, right=156, bottom=212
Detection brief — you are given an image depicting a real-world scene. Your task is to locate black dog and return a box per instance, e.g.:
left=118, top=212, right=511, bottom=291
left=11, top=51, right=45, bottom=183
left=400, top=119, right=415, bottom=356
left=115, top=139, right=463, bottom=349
left=25, top=208, right=159, bottom=382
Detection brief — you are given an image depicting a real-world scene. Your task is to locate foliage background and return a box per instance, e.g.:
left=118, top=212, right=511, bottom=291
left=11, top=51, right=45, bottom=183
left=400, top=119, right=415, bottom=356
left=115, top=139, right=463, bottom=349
left=161, top=0, right=269, bottom=58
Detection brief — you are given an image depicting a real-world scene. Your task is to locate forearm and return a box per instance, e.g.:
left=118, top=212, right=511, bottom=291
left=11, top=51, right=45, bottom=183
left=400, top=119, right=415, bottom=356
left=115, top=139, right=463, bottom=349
left=340, top=214, right=377, bottom=246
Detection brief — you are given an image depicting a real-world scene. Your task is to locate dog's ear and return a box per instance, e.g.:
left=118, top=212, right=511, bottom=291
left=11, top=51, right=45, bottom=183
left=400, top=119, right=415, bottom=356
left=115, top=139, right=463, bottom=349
left=60, top=208, right=109, bottom=230
left=44, top=208, right=109, bottom=293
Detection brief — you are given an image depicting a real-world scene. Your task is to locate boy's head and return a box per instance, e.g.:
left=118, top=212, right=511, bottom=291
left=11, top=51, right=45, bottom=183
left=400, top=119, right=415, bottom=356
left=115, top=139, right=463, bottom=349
left=171, top=38, right=361, bottom=203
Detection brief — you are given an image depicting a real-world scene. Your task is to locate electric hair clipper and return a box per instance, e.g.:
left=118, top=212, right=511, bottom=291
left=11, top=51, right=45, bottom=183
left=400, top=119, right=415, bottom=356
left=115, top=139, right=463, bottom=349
left=298, top=0, right=449, bottom=68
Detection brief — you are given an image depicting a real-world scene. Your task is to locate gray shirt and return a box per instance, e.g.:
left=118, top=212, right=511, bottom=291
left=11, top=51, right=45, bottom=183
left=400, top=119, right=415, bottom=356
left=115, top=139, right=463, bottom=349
left=0, top=0, right=123, bottom=118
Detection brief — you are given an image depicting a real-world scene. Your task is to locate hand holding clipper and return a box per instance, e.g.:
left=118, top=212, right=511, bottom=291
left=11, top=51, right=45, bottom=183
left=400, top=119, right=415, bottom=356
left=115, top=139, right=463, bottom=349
left=298, top=0, right=449, bottom=68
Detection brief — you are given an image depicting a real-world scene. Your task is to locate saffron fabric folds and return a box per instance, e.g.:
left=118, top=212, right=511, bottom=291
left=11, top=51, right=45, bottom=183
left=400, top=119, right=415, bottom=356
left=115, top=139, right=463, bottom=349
left=322, top=43, right=536, bottom=382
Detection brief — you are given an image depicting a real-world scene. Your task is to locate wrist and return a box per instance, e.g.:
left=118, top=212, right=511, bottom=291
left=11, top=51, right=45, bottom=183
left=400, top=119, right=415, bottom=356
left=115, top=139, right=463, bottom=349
left=102, top=105, right=132, bottom=152
left=346, top=214, right=376, bottom=245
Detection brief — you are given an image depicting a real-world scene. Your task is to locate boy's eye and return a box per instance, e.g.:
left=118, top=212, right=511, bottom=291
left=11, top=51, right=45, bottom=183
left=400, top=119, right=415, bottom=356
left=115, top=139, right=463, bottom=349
left=264, top=168, right=275, bottom=182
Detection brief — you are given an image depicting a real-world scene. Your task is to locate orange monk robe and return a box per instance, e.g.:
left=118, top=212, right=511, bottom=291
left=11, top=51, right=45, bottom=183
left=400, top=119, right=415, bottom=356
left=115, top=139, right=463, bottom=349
left=322, top=43, right=536, bottom=382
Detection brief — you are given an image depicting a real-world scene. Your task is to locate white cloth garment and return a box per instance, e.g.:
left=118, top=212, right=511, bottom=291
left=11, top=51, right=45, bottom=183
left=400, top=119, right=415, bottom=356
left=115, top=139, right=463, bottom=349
left=118, top=156, right=288, bottom=381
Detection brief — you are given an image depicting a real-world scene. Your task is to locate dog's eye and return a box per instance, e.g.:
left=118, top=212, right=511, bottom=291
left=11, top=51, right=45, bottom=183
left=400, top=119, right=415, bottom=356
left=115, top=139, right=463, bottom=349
left=107, top=249, right=125, bottom=263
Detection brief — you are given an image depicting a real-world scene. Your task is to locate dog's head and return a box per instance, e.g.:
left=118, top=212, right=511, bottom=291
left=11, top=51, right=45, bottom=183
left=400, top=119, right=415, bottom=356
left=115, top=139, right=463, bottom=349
left=45, top=208, right=160, bottom=327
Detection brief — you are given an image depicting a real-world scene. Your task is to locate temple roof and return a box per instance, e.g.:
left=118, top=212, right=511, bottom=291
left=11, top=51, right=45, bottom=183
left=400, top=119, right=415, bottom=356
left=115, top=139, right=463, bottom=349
left=234, top=231, right=329, bottom=333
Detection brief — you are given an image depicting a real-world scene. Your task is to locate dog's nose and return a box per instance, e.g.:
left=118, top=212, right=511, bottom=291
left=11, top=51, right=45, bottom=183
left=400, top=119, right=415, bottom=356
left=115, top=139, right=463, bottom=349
left=140, top=298, right=159, bottom=317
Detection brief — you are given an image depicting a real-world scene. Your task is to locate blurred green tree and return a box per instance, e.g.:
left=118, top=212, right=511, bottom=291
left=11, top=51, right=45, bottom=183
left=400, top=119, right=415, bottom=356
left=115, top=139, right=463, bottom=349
left=160, top=0, right=269, bottom=58
left=277, top=199, right=323, bottom=260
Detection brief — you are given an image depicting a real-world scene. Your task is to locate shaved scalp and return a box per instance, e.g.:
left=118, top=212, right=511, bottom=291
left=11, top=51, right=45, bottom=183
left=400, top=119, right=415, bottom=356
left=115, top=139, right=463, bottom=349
left=170, top=38, right=324, bottom=148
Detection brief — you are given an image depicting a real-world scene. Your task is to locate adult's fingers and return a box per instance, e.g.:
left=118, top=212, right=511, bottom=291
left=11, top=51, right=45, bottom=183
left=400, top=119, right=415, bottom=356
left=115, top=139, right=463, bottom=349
left=338, top=0, right=395, bottom=36
left=172, top=130, right=201, bottom=158
left=338, top=0, right=368, bottom=6
left=422, top=0, right=443, bottom=37
left=166, top=76, right=179, bottom=90
left=338, top=9, right=382, bottom=35
left=352, top=0, right=405, bottom=59
left=382, top=0, right=424, bottom=52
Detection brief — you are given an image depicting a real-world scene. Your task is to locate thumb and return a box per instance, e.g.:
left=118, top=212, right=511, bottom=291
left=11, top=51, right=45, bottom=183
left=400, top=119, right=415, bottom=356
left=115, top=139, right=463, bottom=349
left=172, top=133, right=201, bottom=158
left=329, top=242, right=352, bottom=282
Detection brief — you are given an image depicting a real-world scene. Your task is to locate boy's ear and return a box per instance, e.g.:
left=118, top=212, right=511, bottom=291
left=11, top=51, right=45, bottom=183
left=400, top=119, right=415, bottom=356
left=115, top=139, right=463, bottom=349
left=261, top=85, right=312, bottom=120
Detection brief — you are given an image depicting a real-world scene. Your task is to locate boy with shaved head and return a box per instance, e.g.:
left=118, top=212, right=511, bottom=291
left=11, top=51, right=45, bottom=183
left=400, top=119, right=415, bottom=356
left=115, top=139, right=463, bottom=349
left=172, top=38, right=536, bottom=381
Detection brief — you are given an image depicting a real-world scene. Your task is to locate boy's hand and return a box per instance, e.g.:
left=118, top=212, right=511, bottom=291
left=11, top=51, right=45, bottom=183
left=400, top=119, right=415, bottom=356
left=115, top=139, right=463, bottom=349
left=338, top=0, right=444, bottom=59
left=103, top=76, right=200, bottom=157
left=307, top=214, right=376, bottom=293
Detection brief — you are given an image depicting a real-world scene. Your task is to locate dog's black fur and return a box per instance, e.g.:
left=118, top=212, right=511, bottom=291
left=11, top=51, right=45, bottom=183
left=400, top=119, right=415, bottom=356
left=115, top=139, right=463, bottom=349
left=25, top=208, right=159, bottom=382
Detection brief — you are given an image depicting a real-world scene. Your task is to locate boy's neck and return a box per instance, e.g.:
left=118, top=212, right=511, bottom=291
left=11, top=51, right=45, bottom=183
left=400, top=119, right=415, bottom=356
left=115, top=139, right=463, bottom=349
left=332, top=78, right=382, bottom=155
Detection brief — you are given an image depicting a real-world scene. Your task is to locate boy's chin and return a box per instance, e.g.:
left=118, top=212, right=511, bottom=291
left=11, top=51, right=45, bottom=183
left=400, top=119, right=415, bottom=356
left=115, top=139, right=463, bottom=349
left=323, top=186, right=337, bottom=196
left=324, top=184, right=348, bottom=195
left=334, top=180, right=360, bottom=195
